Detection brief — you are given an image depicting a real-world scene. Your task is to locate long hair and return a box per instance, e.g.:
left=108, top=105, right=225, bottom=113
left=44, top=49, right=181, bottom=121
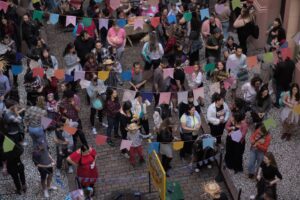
left=36, top=96, right=46, bottom=109
left=289, top=83, right=300, bottom=101
left=265, top=152, right=278, bottom=168
left=256, top=84, right=269, bottom=107
left=149, top=32, right=158, bottom=52
left=63, top=42, right=75, bottom=57
left=159, top=117, right=175, bottom=133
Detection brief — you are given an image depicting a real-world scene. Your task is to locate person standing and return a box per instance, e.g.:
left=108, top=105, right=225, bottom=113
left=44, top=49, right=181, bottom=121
left=74, top=31, right=95, bottom=66
left=207, top=93, right=230, bottom=145
left=205, top=27, right=223, bottom=66
left=214, top=0, right=231, bottom=40
left=107, top=21, right=126, bottom=61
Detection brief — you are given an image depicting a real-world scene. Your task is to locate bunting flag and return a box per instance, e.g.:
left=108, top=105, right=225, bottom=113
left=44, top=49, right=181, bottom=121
left=79, top=80, right=91, bottom=89
left=110, top=0, right=120, bottom=10
left=232, top=0, right=241, bottom=10
left=98, top=71, right=109, bottom=81
left=96, top=135, right=107, bottom=145
left=159, top=92, right=171, bottom=105
left=3, top=136, right=15, bottom=153
left=193, top=87, right=204, bottom=100
left=163, top=68, right=174, bottom=79
left=117, top=19, right=127, bottom=28
left=210, top=82, right=220, bottom=95
left=148, top=142, right=159, bottom=154
left=141, top=92, right=154, bottom=102
left=167, top=14, right=176, bottom=24
left=99, top=18, right=108, bottom=30
left=120, top=140, right=132, bottom=151
left=263, top=118, right=276, bottom=131
left=134, top=18, right=144, bottom=30
left=184, top=66, right=194, bottom=74
left=121, top=70, right=132, bottom=81
left=82, top=17, right=92, bottom=27
left=32, top=67, right=44, bottom=78
left=11, top=65, right=23, bottom=75
left=173, top=141, right=184, bottom=151
left=41, top=116, right=52, bottom=129
left=45, top=68, right=54, bottom=79
left=183, top=12, right=192, bottom=22
left=281, top=48, right=292, bottom=60
left=66, top=15, right=76, bottom=27
left=33, top=10, right=44, bottom=22
left=215, top=3, right=225, bottom=14
left=54, top=69, right=65, bottom=80
left=63, top=125, right=77, bottom=135
left=150, top=17, right=160, bottom=28
left=247, top=56, right=258, bottom=68
left=49, top=13, right=59, bottom=25
left=263, top=52, right=274, bottom=63
left=148, top=0, right=159, bottom=6
left=0, top=0, right=9, bottom=13
left=177, top=91, right=188, bottom=104
left=122, top=89, right=136, bottom=102
left=65, top=74, right=74, bottom=83
left=74, top=71, right=85, bottom=81
left=200, top=8, right=210, bottom=21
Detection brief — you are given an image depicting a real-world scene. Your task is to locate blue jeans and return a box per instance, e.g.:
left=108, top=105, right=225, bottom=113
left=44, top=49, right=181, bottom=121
left=106, top=116, right=119, bottom=140
left=248, top=147, right=264, bottom=174
left=28, top=126, right=47, bottom=149
left=221, top=21, right=230, bottom=40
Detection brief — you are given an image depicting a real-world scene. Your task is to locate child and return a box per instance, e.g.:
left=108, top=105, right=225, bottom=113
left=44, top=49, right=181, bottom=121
left=126, top=123, right=151, bottom=167
left=46, top=93, right=60, bottom=130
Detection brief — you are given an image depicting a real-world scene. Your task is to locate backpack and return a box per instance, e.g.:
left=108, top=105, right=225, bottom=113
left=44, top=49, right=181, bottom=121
left=154, top=103, right=171, bottom=120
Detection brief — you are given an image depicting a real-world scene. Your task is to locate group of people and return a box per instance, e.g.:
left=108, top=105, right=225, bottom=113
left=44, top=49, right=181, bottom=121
left=0, top=0, right=298, bottom=199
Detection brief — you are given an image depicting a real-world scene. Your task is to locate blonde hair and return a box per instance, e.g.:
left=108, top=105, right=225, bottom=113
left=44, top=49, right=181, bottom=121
left=0, top=57, right=8, bottom=73
left=36, top=96, right=46, bottom=109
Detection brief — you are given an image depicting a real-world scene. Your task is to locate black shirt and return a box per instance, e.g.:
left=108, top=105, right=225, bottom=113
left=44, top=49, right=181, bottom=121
left=205, top=35, right=222, bottom=59
left=171, top=68, right=185, bottom=86
left=260, top=162, right=283, bottom=181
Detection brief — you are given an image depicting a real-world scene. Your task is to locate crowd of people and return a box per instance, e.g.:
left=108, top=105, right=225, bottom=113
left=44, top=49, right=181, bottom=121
left=0, top=0, right=298, bottom=199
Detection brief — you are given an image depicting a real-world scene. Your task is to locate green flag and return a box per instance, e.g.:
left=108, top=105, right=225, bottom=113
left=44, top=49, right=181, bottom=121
left=232, top=0, right=241, bottom=10
left=33, top=10, right=44, bottom=22
left=82, top=17, right=92, bottom=27
left=263, top=52, right=274, bottom=63
left=3, top=136, right=15, bottom=153
left=183, top=12, right=192, bottom=22
left=204, top=63, right=215, bottom=72
left=263, top=118, right=276, bottom=131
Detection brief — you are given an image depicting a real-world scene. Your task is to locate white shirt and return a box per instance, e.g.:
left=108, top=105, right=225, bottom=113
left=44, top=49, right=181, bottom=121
left=241, top=82, right=257, bottom=102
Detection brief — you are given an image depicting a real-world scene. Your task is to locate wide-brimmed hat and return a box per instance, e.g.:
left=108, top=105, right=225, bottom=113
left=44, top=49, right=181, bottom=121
left=204, top=182, right=221, bottom=198
left=103, top=59, right=114, bottom=65
left=127, top=123, right=141, bottom=131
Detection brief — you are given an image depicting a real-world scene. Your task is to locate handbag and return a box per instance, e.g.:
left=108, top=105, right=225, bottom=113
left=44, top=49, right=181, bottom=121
left=237, top=68, right=249, bottom=82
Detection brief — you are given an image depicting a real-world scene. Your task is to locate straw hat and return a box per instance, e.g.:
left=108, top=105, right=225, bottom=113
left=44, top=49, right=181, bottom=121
left=127, top=123, right=141, bottom=131
left=204, top=182, right=221, bottom=198
left=103, top=59, right=114, bottom=65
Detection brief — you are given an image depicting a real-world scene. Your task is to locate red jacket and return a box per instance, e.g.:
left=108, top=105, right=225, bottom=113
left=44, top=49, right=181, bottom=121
left=164, top=36, right=176, bottom=54
left=250, top=129, right=271, bottom=153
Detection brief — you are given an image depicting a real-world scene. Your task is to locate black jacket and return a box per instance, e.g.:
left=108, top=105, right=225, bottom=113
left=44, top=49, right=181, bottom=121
left=274, top=59, right=295, bottom=90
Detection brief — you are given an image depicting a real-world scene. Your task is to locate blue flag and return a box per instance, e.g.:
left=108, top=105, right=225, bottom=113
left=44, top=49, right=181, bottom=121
left=12, top=65, right=23, bottom=75
left=148, top=142, right=159, bottom=154
left=117, top=19, right=127, bottom=28
left=49, top=13, right=59, bottom=25
left=64, top=74, right=74, bottom=83
left=141, top=92, right=153, bottom=102
left=202, top=137, right=214, bottom=149
left=200, top=8, right=210, bottom=21
left=16, top=52, right=23, bottom=62
left=167, top=15, right=176, bottom=24
left=121, top=70, right=132, bottom=81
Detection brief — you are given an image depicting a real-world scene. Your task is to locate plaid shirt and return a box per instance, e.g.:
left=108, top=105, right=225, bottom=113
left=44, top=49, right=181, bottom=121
left=24, top=106, right=47, bottom=128
left=59, top=99, right=80, bottom=121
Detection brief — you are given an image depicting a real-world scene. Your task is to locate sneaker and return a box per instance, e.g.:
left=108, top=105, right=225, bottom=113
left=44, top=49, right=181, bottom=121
left=173, top=108, right=178, bottom=113
left=107, top=140, right=115, bottom=147
left=248, top=174, right=255, bottom=179
left=195, top=168, right=200, bottom=173
left=56, top=169, right=61, bottom=177
left=22, top=185, right=27, bottom=193
left=68, top=166, right=74, bottom=174
left=21, top=141, right=28, bottom=146
left=48, top=186, right=57, bottom=191
left=44, top=189, right=50, bottom=198
left=123, top=153, right=130, bottom=159
left=15, top=190, right=22, bottom=195
left=207, top=164, right=212, bottom=169
left=91, top=127, right=97, bottom=135
left=101, top=122, right=108, bottom=128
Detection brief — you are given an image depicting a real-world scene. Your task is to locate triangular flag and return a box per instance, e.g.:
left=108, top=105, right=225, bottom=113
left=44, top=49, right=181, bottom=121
left=163, top=68, right=174, bottom=79
left=177, top=91, right=188, bottom=104
left=49, top=13, right=59, bottom=25
left=98, top=71, right=109, bottom=81
left=215, top=3, right=225, bottom=14
left=122, top=89, right=136, bottom=102
left=12, top=65, right=23, bottom=75
left=159, top=92, right=171, bottom=105
left=82, top=17, right=92, bottom=27
left=33, top=10, right=43, bottom=22
left=3, top=136, right=15, bottom=153
left=148, top=0, right=158, bottom=6
left=141, top=92, right=153, bottom=102
left=134, top=18, right=144, bottom=30
left=281, top=48, right=292, bottom=60
left=148, top=142, right=159, bottom=154
left=232, top=0, right=241, bottom=10
left=79, top=80, right=91, bottom=89
left=121, top=70, right=132, bottom=81
left=110, top=0, right=120, bottom=10
left=150, top=17, right=160, bottom=28
left=203, top=137, right=214, bottom=149
left=41, top=116, right=52, bottom=129
left=193, top=87, right=204, bottom=100
left=54, top=69, right=65, bottom=80
left=66, top=15, right=76, bottom=27
left=117, top=19, right=127, bottom=28
left=223, top=76, right=235, bottom=90
left=120, top=139, right=132, bottom=151
left=173, top=141, right=184, bottom=150
left=204, top=63, right=215, bottom=72
left=293, top=104, right=300, bottom=115
left=45, top=68, right=54, bottom=79
left=32, top=67, right=44, bottom=78
left=293, top=32, right=300, bottom=45
left=16, top=52, right=23, bottom=62
left=263, top=52, right=274, bottom=63
left=183, top=12, right=192, bottom=22
left=74, top=71, right=85, bottom=81
left=95, top=135, right=107, bottom=145
left=65, top=74, right=74, bottom=83
left=263, top=118, right=276, bottom=131
left=200, top=8, right=210, bottom=21
left=167, top=14, right=176, bottom=24
left=184, top=66, right=194, bottom=74
left=63, top=125, right=77, bottom=135
left=210, top=82, right=220, bottom=95
left=99, top=18, right=108, bottom=30
left=0, top=1, right=9, bottom=13
left=247, top=56, right=258, bottom=68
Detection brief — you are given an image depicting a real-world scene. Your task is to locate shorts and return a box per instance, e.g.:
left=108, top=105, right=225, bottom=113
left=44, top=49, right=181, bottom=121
left=160, top=143, right=173, bottom=158
left=38, top=167, right=53, bottom=180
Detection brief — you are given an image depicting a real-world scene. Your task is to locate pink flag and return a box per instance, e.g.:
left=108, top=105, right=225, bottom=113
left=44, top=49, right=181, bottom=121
left=122, top=89, right=136, bottom=102
left=210, top=82, right=220, bottom=96
left=74, top=71, right=85, bottom=81
left=177, top=91, right=188, bottom=104
left=99, top=18, right=108, bottom=30
left=281, top=48, right=292, bottom=60
left=110, top=0, right=120, bottom=10
left=163, top=68, right=174, bottom=79
left=148, top=0, right=159, bottom=6
left=184, top=66, right=194, bottom=74
left=41, top=116, right=52, bottom=129
left=159, top=92, right=171, bottom=105
left=134, top=18, right=144, bottom=30
left=193, top=87, right=204, bottom=100
left=96, top=135, right=107, bottom=145
left=215, top=4, right=225, bottom=14
left=66, top=15, right=76, bottom=27
left=0, top=1, right=8, bottom=13
left=120, top=140, right=132, bottom=150
left=150, top=17, right=160, bottom=28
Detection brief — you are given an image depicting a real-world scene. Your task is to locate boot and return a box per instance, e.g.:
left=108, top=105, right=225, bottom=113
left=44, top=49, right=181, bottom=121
left=281, top=133, right=288, bottom=140
left=161, top=155, right=167, bottom=172
left=166, top=157, right=173, bottom=170
left=286, top=133, right=292, bottom=141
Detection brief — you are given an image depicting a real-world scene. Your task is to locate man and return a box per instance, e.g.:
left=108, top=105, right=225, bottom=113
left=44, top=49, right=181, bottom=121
left=0, top=65, right=11, bottom=102
left=205, top=27, right=223, bottom=65
left=21, top=14, right=40, bottom=49
left=91, top=40, right=110, bottom=65
left=153, top=58, right=170, bottom=106
left=226, top=46, right=247, bottom=98
left=74, top=30, right=95, bottom=66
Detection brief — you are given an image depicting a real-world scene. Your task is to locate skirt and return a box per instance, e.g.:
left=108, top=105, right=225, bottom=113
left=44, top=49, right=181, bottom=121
left=280, top=107, right=299, bottom=124
left=160, top=143, right=173, bottom=158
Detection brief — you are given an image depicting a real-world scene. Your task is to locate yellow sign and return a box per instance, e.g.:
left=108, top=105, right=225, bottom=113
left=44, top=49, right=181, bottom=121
left=148, top=151, right=166, bottom=200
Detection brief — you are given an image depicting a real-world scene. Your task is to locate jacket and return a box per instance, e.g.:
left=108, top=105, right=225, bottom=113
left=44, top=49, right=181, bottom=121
left=274, top=59, right=295, bottom=90
left=207, top=102, right=230, bottom=125
left=131, top=99, right=151, bottom=119
left=250, top=129, right=271, bottom=153
left=201, top=18, right=222, bottom=40
left=106, top=99, right=120, bottom=118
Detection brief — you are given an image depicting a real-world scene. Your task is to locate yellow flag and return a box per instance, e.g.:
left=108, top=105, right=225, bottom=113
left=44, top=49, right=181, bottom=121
left=173, top=141, right=184, bottom=151
left=293, top=104, right=300, bottom=115
left=98, top=71, right=110, bottom=81
left=3, top=136, right=15, bottom=153
left=32, top=0, right=41, bottom=4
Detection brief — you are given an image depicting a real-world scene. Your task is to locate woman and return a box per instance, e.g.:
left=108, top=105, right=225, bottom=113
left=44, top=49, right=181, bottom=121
left=105, top=88, right=121, bottom=146
left=207, top=93, right=230, bottom=145
left=107, top=21, right=126, bottom=61
left=164, top=26, right=177, bottom=67
left=223, top=36, right=238, bottom=60
left=67, top=144, right=98, bottom=192
left=188, top=62, right=203, bottom=89
left=141, top=31, right=164, bottom=70
left=84, top=53, right=98, bottom=81
left=38, top=48, right=58, bottom=70
left=180, top=105, right=201, bottom=159
left=233, top=7, right=255, bottom=54
left=132, top=92, right=151, bottom=135
left=215, top=0, right=231, bottom=40
left=256, top=152, right=282, bottom=200
left=24, top=96, right=48, bottom=149
left=171, top=59, right=185, bottom=113
left=266, top=18, right=282, bottom=49
left=157, top=118, right=178, bottom=176
left=129, top=62, right=147, bottom=91
left=280, top=83, right=300, bottom=141
left=63, top=42, right=82, bottom=75
left=189, top=29, right=203, bottom=65
left=212, top=61, right=230, bottom=98
left=241, top=76, right=263, bottom=104
left=251, top=84, right=272, bottom=126
left=201, top=14, right=223, bottom=42
left=224, top=112, right=248, bottom=173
